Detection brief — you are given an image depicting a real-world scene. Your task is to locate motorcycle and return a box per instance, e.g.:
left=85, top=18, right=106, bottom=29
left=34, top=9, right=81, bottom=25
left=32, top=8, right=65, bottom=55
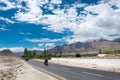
left=44, top=59, right=48, bottom=66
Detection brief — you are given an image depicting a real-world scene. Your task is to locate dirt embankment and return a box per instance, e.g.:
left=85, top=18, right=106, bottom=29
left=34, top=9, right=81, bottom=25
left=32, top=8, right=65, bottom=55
left=0, top=57, right=57, bottom=80
left=0, top=57, right=22, bottom=80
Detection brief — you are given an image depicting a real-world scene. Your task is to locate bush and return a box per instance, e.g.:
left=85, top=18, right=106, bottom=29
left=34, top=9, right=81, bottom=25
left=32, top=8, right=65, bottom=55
left=52, top=54, right=57, bottom=57
left=47, top=54, right=52, bottom=60
left=35, top=53, right=44, bottom=59
left=102, top=50, right=110, bottom=54
left=75, top=52, right=81, bottom=57
left=21, top=55, right=27, bottom=58
left=98, top=49, right=111, bottom=54
left=61, top=54, right=68, bottom=57
left=99, top=49, right=102, bottom=54
left=114, top=49, right=120, bottom=54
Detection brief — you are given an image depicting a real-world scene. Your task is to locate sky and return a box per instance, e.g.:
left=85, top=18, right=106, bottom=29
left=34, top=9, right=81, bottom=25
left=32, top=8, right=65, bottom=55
left=0, top=0, right=120, bottom=52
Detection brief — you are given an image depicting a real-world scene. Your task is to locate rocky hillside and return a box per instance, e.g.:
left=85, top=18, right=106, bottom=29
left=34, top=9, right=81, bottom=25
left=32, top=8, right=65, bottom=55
left=48, top=38, right=120, bottom=54
left=0, top=49, right=17, bottom=57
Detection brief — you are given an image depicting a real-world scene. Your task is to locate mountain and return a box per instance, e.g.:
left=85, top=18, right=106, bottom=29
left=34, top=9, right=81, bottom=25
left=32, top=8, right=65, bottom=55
left=48, top=38, right=120, bottom=54
left=113, top=38, right=120, bottom=42
left=0, top=49, right=17, bottom=57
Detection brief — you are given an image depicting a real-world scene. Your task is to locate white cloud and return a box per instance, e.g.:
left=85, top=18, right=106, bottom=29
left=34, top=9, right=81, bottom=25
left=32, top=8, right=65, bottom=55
left=85, top=4, right=112, bottom=15
left=0, top=17, right=14, bottom=23
left=38, top=43, right=44, bottom=47
left=50, top=0, right=62, bottom=4
left=0, top=0, right=15, bottom=10
left=0, top=27, right=8, bottom=31
left=26, top=38, right=62, bottom=43
left=19, top=32, right=24, bottom=35
left=14, top=0, right=43, bottom=23
left=26, top=38, right=60, bottom=48
left=38, top=43, right=55, bottom=49
left=19, top=32, right=31, bottom=35
left=83, top=2, right=120, bottom=33
left=27, top=33, right=31, bottom=35
left=0, top=47, right=25, bottom=53
left=29, top=47, right=44, bottom=51
left=0, top=0, right=22, bottom=10
left=2, top=0, right=120, bottom=43
left=26, top=38, right=50, bottom=43
left=0, top=47, right=44, bottom=52
left=108, top=0, right=120, bottom=8
left=46, top=43, right=55, bottom=48
left=13, top=0, right=85, bottom=27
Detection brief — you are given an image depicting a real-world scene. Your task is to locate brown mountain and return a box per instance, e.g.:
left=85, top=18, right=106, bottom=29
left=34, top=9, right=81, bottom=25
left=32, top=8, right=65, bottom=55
left=0, top=49, right=16, bottom=57
left=48, top=38, right=120, bottom=54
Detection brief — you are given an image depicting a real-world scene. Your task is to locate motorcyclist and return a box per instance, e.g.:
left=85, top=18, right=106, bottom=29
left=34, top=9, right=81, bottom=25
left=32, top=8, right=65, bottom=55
left=44, top=58, right=48, bottom=66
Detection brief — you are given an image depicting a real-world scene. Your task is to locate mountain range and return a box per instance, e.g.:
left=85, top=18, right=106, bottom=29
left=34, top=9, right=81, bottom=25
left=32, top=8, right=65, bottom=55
left=48, top=38, right=120, bottom=54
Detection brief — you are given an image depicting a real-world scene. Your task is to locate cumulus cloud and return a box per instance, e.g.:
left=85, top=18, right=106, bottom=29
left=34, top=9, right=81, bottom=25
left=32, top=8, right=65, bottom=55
left=50, top=0, right=62, bottom=4
left=1, top=0, right=120, bottom=43
left=83, top=2, right=120, bottom=34
left=14, top=0, right=46, bottom=23
left=0, top=0, right=15, bottom=10
left=108, top=0, right=120, bottom=8
left=0, top=0, right=22, bottom=10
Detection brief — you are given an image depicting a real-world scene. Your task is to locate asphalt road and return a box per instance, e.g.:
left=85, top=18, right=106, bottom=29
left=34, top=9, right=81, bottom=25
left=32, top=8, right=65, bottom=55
left=27, top=60, right=120, bottom=80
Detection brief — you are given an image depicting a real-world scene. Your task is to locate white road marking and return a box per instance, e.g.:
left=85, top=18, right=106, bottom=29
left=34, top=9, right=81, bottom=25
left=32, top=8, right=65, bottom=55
left=82, top=71, right=104, bottom=77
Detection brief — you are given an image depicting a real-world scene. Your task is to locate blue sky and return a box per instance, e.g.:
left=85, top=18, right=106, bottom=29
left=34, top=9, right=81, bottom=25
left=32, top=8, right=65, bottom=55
left=0, top=0, right=120, bottom=52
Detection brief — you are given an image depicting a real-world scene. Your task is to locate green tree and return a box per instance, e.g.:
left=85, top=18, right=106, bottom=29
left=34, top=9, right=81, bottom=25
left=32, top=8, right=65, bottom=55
left=60, top=51, right=62, bottom=57
left=28, top=50, right=33, bottom=59
left=43, top=48, right=47, bottom=59
left=33, top=50, right=36, bottom=58
left=24, top=48, right=29, bottom=57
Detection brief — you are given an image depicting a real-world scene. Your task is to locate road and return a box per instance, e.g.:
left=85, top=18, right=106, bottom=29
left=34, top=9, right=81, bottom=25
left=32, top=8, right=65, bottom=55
left=28, top=60, right=120, bottom=80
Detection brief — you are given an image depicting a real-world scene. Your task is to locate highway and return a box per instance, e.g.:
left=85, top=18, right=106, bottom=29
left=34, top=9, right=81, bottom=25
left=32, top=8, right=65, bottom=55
left=28, top=60, right=120, bottom=80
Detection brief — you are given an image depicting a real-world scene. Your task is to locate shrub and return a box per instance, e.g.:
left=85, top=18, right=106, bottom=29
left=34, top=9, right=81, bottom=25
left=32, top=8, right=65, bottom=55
left=21, top=55, right=27, bottom=58
left=99, top=49, right=102, bottom=54
left=75, top=52, right=81, bottom=57
left=114, top=49, right=120, bottom=54
left=98, top=49, right=111, bottom=54
left=102, top=50, right=110, bottom=54
left=47, top=54, right=52, bottom=60
left=35, top=53, right=44, bottom=59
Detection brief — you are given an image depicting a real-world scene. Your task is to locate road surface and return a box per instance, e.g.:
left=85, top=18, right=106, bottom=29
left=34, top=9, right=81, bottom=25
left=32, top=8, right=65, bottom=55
left=28, top=60, right=120, bottom=80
